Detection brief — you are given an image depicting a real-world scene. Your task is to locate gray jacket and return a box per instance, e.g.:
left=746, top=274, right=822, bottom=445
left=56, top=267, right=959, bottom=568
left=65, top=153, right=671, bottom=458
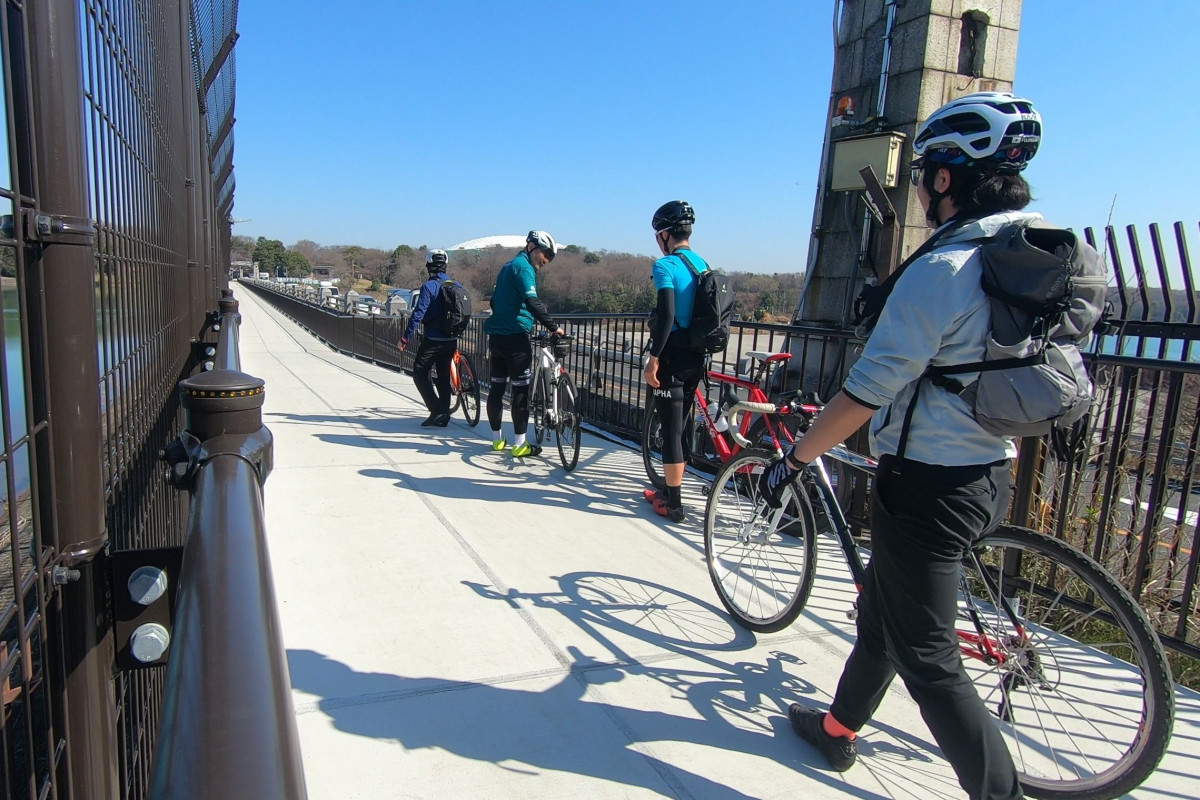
left=842, top=211, right=1041, bottom=466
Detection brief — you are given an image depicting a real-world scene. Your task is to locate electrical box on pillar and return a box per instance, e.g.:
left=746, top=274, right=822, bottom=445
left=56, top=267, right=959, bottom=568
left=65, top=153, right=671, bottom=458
left=830, top=131, right=906, bottom=191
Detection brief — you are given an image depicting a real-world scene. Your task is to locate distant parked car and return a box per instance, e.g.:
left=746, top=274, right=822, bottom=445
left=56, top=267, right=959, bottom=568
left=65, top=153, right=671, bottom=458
left=354, top=296, right=382, bottom=316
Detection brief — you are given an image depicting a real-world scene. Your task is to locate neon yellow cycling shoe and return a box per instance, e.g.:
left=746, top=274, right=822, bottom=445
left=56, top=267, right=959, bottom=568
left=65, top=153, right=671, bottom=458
left=511, top=442, right=542, bottom=458
left=491, top=438, right=508, bottom=452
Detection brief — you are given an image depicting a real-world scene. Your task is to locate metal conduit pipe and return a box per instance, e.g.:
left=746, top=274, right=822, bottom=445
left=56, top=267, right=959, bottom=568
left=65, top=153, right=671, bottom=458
left=840, top=0, right=901, bottom=327
left=797, top=0, right=846, bottom=319
left=875, top=0, right=899, bottom=118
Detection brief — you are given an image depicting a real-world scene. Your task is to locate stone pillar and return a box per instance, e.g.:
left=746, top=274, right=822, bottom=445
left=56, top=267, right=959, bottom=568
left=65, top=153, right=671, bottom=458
left=796, top=0, right=1023, bottom=328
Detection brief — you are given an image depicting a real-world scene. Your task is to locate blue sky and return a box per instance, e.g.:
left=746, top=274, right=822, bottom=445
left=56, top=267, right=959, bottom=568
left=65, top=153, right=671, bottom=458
left=233, top=1, right=1200, bottom=274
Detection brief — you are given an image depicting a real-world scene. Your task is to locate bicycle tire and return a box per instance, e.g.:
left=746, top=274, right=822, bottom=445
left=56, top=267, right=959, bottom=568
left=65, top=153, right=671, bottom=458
left=704, top=450, right=818, bottom=633
left=457, top=353, right=480, bottom=427
left=641, top=394, right=702, bottom=490
left=641, top=394, right=667, bottom=490
left=428, top=362, right=461, bottom=414
left=961, top=524, right=1174, bottom=800
left=554, top=373, right=581, bottom=472
left=530, top=371, right=549, bottom=446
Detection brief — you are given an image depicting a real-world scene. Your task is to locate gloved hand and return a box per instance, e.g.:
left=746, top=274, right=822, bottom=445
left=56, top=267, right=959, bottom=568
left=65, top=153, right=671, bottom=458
left=758, top=445, right=807, bottom=509
left=399, top=338, right=408, bottom=352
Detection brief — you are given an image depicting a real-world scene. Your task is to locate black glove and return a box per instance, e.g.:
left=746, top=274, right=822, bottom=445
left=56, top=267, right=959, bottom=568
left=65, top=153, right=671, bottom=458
left=758, top=446, right=806, bottom=509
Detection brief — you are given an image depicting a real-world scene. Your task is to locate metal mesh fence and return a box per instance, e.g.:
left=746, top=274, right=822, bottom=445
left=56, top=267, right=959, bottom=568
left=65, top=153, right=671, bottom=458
left=0, top=0, right=238, bottom=796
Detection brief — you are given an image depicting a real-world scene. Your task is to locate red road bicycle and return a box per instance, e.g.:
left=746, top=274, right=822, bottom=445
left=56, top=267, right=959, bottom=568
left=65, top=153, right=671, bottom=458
left=703, top=402, right=1174, bottom=800
left=641, top=350, right=808, bottom=491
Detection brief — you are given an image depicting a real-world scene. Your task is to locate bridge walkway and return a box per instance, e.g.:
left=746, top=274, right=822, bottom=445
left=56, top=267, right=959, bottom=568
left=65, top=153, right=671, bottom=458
left=236, top=289, right=1199, bottom=800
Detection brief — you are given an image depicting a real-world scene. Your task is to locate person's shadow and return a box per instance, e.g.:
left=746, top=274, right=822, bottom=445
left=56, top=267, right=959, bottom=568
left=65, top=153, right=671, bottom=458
left=286, top=646, right=912, bottom=799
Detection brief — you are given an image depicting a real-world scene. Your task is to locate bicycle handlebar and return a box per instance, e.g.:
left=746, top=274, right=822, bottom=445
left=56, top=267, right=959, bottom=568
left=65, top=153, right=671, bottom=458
left=726, top=401, right=779, bottom=449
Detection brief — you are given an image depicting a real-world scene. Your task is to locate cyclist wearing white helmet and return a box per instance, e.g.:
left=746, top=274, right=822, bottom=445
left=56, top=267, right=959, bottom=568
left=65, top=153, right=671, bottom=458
left=762, top=93, right=1041, bottom=800
left=483, top=230, right=565, bottom=457
left=400, top=249, right=459, bottom=427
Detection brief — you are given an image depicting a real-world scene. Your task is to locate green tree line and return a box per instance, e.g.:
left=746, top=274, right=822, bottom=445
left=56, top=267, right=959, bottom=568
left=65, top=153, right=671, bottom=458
left=232, top=235, right=806, bottom=321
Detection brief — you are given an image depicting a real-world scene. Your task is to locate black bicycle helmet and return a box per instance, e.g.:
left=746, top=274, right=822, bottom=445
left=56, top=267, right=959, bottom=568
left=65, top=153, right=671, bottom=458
left=651, top=200, right=695, bottom=234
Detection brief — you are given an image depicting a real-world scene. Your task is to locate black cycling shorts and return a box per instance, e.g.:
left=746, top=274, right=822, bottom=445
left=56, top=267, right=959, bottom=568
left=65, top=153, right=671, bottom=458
left=488, top=332, right=533, bottom=386
left=653, top=331, right=706, bottom=402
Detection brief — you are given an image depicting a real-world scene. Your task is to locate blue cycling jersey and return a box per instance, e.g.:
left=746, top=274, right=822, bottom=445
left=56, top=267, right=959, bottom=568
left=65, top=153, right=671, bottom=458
left=652, top=247, right=709, bottom=331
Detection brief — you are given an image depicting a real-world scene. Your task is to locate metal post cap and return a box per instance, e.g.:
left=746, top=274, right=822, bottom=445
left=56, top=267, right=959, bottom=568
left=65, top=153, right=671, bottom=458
left=180, top=369, right=266, bottom=439
left=180, top=369, right=265, bottom=412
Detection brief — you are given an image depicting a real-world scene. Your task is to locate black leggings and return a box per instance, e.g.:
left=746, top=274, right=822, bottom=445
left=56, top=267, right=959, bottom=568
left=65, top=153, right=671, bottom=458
left=653, top=334, right=705, bottom=464
left=487, top=332, right=533, bottom=435
left=829, top=456, right=1021, bottom=800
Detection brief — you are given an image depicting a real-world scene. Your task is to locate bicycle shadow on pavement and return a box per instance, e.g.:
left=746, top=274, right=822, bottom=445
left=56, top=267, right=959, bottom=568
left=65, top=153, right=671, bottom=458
left=455, top=571, right=961, bottom=799
left=287, top=645, right=952, bottom=800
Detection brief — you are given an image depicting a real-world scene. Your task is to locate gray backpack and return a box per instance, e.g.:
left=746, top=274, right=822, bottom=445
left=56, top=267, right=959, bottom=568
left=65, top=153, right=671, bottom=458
left=920, top=219, right=1108, bottom=440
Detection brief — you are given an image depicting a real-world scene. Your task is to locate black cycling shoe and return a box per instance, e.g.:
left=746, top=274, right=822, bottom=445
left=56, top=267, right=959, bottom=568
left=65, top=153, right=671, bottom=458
left=789, top=704, right=857, bottom=772
left=419, top=414, right=438, bottom=427
left=430, top=413, right=451, bottom=428
left=651, top=497, right=686, bottom=523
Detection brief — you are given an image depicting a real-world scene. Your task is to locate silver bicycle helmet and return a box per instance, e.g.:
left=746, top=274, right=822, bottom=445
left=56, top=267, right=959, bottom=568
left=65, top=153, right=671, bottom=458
left=913, top=92, right=1042, bottom=171
left=526, top=230, right=557, bottom=260
left=425, top=249, right=448, bottom=269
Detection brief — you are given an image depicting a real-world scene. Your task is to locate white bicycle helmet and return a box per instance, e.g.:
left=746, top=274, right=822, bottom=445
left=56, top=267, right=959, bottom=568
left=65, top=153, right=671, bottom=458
left=526, top=230, right=557, bottom=260
left=425, top=249, right=448, bottom=268
left=913, top=92, right=1042, bottom=171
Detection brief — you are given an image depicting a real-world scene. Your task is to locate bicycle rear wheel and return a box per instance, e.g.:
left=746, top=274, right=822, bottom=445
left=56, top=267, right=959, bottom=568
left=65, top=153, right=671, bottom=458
left=457, top=353, right=480, bottom=427
left=554, top=374, right=581, bottom=471
left=530, top=372, right=549, bottom=445
left=641, top=394, right=667, bottom=490
left=961, top=525, right=1174, bottom=800
left=429, top=362, right=460, bottom=414
left=641, top=394, right=700, bottom=491
left=704, top=450, right=817, bottom=633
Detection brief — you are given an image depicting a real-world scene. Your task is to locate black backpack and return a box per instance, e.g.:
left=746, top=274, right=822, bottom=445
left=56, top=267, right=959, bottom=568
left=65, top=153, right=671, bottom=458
left=677, top=251, right=734, bottom=354
left=433, top=278, right=472, bottom=337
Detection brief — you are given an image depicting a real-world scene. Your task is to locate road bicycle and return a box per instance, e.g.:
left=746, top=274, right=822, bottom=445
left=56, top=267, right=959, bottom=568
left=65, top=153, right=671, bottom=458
left=641, top=350, right=810, bottom=491
left=430, top=348, right=481, bottom=426
left=702, top=409, right=1174, bottom=799
left=529, top=332, right=582, bottom=472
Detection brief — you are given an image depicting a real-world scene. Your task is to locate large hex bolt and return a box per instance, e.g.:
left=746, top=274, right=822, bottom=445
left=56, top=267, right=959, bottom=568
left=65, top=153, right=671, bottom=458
left=130, top=623, right=171, bottom=663
left=127, top=566, right=169, bottom=605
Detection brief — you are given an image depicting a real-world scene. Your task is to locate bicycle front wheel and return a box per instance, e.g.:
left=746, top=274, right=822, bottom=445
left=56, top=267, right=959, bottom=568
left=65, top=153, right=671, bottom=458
left=961, top=525, right=1174, bottom=800
left=554, top=374, right=581, bottom=472
left=530, top=372, right=549, bottom=445
left=704, top=451, right=817, bottom=633
left=457, top=353, right=480, bottom=427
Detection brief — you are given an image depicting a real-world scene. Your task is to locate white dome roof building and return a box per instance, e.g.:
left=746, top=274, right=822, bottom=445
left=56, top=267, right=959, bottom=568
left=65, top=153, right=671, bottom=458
left=448, top=235, right=527, bottom=251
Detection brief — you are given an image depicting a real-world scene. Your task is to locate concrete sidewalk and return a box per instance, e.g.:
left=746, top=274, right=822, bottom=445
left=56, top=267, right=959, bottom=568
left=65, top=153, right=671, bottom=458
left=236, top=289, right=1200, bottom=800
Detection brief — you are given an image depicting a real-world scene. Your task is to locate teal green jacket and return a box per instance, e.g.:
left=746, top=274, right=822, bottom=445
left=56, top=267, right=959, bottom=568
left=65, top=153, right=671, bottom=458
left=484, top=250, right=556, bottom=335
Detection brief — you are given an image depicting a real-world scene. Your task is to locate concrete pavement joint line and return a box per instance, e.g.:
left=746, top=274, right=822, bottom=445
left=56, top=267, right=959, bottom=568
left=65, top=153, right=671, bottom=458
left=242, top=295, right=707, bottom=800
